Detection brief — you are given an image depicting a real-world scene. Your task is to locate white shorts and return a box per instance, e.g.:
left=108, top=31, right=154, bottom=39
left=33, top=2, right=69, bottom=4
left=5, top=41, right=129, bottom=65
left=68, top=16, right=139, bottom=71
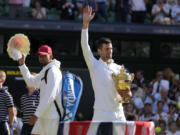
left=92, top=109, right=126, bottom=122
left=31, top=118, right=59, bottom=135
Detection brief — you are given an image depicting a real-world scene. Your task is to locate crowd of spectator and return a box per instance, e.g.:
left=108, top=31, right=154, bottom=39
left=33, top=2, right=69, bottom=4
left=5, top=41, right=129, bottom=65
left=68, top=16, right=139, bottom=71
left=1, top=0, right=180, bottom=24
left=122, top=68, right=180, bottom=134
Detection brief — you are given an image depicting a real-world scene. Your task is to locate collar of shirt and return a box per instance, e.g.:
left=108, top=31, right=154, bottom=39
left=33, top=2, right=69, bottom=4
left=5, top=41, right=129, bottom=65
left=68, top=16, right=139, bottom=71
left=0, top=87, right=8, bottom=93
left=99, top=58, right=114, bottom=67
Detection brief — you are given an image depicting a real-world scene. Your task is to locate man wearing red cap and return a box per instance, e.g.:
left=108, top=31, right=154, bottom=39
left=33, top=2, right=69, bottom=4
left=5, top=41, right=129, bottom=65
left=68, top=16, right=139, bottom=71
left=18, top=45, right=63, bottom=135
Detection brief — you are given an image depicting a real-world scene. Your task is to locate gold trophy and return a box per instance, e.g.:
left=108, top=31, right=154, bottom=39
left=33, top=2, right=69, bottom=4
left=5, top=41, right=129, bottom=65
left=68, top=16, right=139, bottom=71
left=112, top=65, right=134, bottom=103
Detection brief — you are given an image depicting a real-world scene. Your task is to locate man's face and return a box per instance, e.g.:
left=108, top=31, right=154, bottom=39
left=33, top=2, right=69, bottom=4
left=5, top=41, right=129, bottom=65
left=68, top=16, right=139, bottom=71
left=98, top=43, right=113, bottom=61
left=38, top=54, right=52, bottom=66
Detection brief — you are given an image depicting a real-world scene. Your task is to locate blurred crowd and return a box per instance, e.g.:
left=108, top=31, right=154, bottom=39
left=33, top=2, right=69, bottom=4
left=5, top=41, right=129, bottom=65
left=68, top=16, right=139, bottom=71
left=1, top=0, right=180, bottom=24
left=123, top=68, right=180, bottom=135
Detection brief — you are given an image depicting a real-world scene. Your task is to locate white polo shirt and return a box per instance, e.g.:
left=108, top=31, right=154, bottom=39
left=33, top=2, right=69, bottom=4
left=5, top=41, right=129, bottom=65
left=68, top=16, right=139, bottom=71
left=81, top=29, right=125, bottom=121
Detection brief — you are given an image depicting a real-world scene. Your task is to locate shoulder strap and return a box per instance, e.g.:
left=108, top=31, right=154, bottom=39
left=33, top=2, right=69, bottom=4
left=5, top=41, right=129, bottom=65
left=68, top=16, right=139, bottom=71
left=41, top=68, right=51, bottom=84
left=54, top=100, right=62, bottom=120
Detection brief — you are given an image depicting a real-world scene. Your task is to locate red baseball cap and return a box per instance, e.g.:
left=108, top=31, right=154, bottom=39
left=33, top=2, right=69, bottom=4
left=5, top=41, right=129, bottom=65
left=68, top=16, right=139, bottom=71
left=36, top=45, right=52, bottom=56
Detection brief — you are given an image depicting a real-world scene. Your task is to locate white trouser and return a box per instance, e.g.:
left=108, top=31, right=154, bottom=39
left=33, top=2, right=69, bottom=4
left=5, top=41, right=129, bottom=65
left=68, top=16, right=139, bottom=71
left=31, top=118, right=59, bottom=135
left=92, top=109, right=126, bottom=122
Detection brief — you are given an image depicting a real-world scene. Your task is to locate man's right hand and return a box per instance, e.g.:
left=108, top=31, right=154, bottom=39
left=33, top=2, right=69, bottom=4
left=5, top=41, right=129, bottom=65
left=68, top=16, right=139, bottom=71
left=18, top=54, right=25, bottom=66
left=82, top=6, right=95, bottom=29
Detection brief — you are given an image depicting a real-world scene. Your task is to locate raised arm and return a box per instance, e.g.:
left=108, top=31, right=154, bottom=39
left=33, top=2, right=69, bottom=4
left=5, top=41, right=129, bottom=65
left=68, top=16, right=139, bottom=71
left=18, top=54, right=41, bottom=88
left=81, top=6, right=96, bottom=70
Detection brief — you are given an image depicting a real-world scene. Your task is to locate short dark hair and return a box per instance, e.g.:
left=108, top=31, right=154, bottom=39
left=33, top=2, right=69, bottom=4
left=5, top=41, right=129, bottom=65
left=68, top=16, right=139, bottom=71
left=95, top=37, right=112, bottom=49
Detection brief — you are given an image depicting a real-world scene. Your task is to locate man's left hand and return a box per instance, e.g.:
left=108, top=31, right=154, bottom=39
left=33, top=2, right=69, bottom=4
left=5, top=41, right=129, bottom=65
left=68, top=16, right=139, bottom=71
left=29, top=115, right=37, bottom=126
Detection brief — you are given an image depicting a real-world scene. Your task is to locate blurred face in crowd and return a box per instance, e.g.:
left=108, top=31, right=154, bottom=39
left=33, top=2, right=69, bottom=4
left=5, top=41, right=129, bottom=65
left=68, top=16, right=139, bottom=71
left=144, top=104, right=152, bottom=114
left=136, top=72, right=143, bottom=80
left=157, top=101, right=164, bottom=111
left=169, top=104, right=176, bottom=114
left=159, top=121, right=166, bottom=132
left=0, top=71, right=6, bottom=84
left=98, top=43, right=113, bottom=62
left=156, top=71, right=163, bottom=81
left=35, top=1, right=41, bottom=9
left=169, top=122, right=177, bottom=133
left=38, top=54, right=52, bottom=66
left=126, top=103, right=134, bottom=112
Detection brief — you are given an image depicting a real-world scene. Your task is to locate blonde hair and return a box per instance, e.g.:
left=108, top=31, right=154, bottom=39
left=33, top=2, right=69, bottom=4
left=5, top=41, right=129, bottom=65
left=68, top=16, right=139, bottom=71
left=163, top=68, right=175, bottom=80
left=0, top=70, right=6, bottom=80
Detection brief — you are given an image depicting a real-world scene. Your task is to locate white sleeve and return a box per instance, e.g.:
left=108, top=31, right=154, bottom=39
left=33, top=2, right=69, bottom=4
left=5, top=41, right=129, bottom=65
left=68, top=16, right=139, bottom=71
left=35, top=68, right=62, bottom=118
left=81, top=29, right=97, bottom=70
left=19, top=64, right=41, bottom=88
left=171, top=6, right=177, bottom=18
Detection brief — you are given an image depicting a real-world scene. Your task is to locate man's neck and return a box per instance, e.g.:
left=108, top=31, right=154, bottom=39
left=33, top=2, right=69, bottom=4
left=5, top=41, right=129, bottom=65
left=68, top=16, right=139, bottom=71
left=101, top=58, right=112, bottom=65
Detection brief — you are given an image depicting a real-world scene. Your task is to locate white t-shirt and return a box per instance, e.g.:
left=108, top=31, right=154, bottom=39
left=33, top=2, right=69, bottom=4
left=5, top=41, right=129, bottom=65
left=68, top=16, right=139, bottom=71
left=129, top=0, right=146, bottom=11
left=32, top=8, right=46, bottom=19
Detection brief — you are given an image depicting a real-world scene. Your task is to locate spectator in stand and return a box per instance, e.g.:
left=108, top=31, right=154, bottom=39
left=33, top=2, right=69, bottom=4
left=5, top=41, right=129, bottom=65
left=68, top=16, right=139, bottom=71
left=167, top=121, right=180, bottom=135
left=143, top=83, right=154, bottom=102
left=133, top=70, right=147, bottom=87
left=8, top=0, right=24, bottom=18
left=154, top=100, right=168, bottom=122
left=171, top=0, right=180, bottom=24
left=151, top=0, right=171, bottom=24
left=61, top=0, right=77, bottom=20
left=167, top=102, right=178, bottom=122
left=115, top=0, right=129, bottom=23
left=124, top=101, right=138, bottom=120
left=139, top=98, right=155, bottom=121
left=152, top=71, right=169, bottom=97
left=32, top=0, right=47, bottom=19
left=166, top=0, right=176, bottom=15
left=157, top=120, right=167, bottom=135
left=163, top=68, right=175, bottom=89
left=96, top=0, right=107, bottom=21
left=153, top=88, right=170, bottom=113
left=129, top=0, right=148, bottom=23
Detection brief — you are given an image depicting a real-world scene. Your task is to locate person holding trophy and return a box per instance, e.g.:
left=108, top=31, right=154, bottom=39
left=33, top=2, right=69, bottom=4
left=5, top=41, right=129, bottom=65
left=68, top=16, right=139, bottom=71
left=81, top=6, right=134, bottom=122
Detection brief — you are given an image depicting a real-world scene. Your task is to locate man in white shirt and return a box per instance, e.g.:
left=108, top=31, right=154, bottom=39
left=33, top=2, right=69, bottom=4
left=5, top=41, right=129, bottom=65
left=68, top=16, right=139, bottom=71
left=81, top=6, right=132, bottom=122
left=18, top=45, right=63, bottom=135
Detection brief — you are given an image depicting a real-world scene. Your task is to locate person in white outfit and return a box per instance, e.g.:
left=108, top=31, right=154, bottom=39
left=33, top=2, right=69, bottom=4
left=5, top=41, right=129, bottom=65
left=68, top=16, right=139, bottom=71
left=81, top=6, right=132, bottom=122
left=18, top=45, right=63, bottom=135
